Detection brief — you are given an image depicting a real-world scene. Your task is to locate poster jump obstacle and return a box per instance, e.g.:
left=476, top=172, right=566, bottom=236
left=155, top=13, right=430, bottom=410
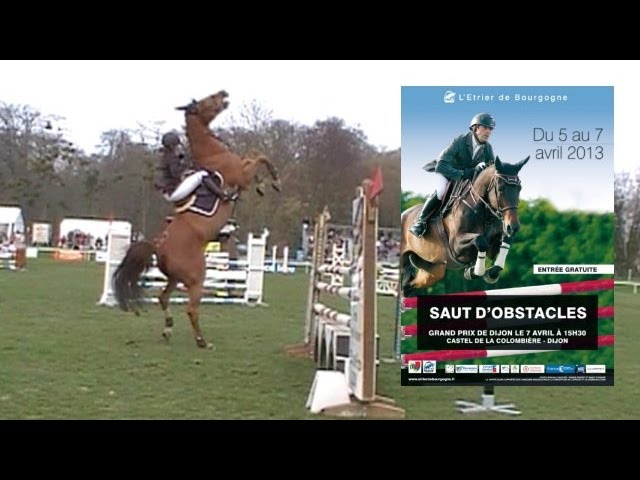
left=400, top=279, right=614, bottom=415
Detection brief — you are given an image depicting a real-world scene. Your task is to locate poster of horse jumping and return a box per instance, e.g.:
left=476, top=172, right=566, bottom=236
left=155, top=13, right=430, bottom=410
left=400, top=86, right=614, bottom=397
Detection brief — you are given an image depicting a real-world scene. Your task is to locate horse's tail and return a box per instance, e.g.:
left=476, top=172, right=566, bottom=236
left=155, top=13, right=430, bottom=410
left=400, top=251, right=416, bottom=296
left=113, top=241, right=155, bottom=313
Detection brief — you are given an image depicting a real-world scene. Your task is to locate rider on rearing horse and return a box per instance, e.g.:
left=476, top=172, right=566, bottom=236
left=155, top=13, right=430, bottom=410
left=409, top=112, right=497, bottom=237
left=155, top=130, right=235, bottom=203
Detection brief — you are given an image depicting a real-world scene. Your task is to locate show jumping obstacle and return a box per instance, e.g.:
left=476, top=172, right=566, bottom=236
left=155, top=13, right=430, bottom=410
left=289, top=180, right=404, bottom=418
left=99, top=229, right=268, bottom=307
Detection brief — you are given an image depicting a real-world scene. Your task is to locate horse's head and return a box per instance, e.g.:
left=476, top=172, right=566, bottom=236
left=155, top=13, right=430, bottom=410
left=477, top=156, right=529, bottom=238
left=176, top=90, right=229, bottom=125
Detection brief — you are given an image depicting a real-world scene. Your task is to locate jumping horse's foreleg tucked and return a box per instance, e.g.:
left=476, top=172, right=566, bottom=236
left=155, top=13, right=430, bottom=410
left=451, top=233, right=489, bottom=281
left=483, top=235, right=513, bottom=284
left=159, top=278, right=178, bottom=341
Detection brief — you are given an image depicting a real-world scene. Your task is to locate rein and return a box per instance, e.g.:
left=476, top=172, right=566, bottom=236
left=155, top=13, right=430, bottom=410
left=463, top=172, right=520, bottom=222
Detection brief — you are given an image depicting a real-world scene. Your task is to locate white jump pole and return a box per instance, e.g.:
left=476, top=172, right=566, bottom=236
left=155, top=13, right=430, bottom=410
left=283, top=246, right=289, bottom=273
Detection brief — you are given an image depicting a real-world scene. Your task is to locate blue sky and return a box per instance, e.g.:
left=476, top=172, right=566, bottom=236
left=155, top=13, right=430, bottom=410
left=402, top=87, right=614, bottom=212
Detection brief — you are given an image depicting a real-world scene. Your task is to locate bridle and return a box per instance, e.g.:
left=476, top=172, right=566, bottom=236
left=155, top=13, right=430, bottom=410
left=465, top=171, right=521, bottom=222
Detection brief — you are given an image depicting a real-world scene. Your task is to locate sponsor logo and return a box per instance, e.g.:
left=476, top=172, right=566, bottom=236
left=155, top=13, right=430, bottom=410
left=546, top=365, right=575, bottom=374
left=501, top=365, right=510, bottom=374
left=423, top=361, right=436, bottom=373
left=455, top=365, right=478, bottom=374
left=560, top=365, right=575, bottom=374
left=576, top=365, right=586, bottom=374
left=479, top=365, right=498, bottom=374
left=586, top=365, right=606, bottom=374
left=510, top=365, right=520, bottom=373
left=521, top=365, right=545, bottom=374
left=408, top=360, right=422, bottom=373
left=444, top=90, right=456, bottom=104
left=445, top=365, right=455, bottom=374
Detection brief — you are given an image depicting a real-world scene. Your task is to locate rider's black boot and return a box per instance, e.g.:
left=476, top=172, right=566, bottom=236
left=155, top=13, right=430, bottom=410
left=408, top=192, right=441, bottom=238
left=202, top=174, right=237, bottom=201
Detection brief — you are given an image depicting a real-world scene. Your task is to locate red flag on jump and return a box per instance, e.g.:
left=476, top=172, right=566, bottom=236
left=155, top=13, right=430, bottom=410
left=368, top=166, right=384, bottom=200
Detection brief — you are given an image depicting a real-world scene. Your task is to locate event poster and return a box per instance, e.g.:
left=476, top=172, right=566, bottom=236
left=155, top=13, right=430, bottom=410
left=400, top=87, right=614, bottom=386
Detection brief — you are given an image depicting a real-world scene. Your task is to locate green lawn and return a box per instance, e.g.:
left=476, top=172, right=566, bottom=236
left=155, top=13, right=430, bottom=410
left=0, top=260, right=637, bottom=419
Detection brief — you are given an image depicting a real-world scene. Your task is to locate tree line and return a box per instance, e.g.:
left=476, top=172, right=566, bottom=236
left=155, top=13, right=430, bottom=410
left=0, top=101, right=400, bottom=252
left=402, top=192, right=614, bottom=295
left=615, top=170, right=640, bottom=278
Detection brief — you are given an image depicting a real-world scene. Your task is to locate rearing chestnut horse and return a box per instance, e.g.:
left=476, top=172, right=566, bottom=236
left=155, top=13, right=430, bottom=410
left=178, top=90, right=281, bottom=195
left=400, top=156, right=529, bottom=296
left=113, top=90, right=281, bottom=348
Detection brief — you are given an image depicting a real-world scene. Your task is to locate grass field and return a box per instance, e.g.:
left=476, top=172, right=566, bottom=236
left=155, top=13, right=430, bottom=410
left=0, top=259, right=637, bottom=419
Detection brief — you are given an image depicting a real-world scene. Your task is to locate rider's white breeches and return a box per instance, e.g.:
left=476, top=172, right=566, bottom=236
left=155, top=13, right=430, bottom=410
left=435, top=173, right=448, bottom=199
left=165, top=171, right=208, bottom=202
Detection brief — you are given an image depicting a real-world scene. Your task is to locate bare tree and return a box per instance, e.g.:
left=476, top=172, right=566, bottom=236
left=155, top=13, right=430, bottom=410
left=1, top=99, right=398, bottom=255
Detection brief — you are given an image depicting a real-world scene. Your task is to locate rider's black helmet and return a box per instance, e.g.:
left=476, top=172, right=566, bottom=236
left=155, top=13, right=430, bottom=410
left=469, top=113, right=496, bottom=130
left=161, top=131, right=181, bottom=148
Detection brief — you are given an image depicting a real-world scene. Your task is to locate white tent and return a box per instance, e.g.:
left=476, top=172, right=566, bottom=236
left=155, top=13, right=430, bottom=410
left=59, top=218, right=131, bottom=246
left=0, top=206, right=25, bottom=240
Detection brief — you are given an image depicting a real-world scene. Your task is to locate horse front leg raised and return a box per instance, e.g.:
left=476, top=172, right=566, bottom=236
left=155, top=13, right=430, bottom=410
left=257, top=156, right=281, bottom=192
left=452, top=233, right=489, bottom=281
left=483, top=236, right=513, bottom=284
left=241, top=155, right=281, bottom=194
left=253, top=172, right=266, bottom=196
left=159, top=278, right=178, bottom=342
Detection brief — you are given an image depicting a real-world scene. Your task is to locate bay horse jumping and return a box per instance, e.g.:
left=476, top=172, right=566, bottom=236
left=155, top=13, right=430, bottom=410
left=113, top=90, right=281, bottom=348
left=400, top=156, right=529, bottom=296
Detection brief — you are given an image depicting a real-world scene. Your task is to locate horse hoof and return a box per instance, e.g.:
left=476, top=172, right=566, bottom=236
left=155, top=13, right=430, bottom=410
left=196, top=337, right=208, bottom=348
left=483, top=273, right=500, bottom=284
left=272, top=180, right=282, bottom=192
left=483, top=266, right=502, bottom=284
left=206, top=343, right=215, bottom=351
left=464, top=268, right=475, bottom=281
left=162, top=329, right=172, bottom=342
